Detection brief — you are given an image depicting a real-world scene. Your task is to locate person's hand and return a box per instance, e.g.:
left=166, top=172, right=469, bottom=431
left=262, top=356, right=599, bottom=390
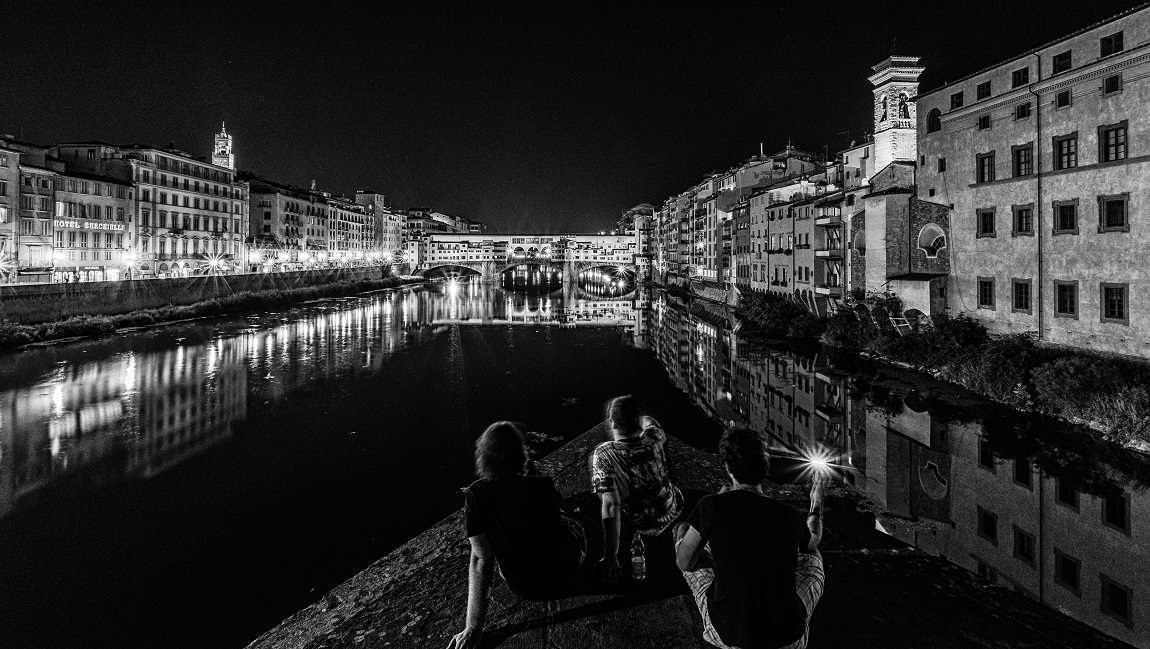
left=596, top=555, right=622, bottom=583
left=445, top=626, right=482, bottom=649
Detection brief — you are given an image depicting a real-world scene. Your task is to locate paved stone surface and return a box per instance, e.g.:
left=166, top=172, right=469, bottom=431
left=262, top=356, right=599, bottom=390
left=246, top=425, right=1134, bottom=649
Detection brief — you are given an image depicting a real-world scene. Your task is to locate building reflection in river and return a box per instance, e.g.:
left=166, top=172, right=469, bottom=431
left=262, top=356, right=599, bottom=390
left=0, top=341, right=248, bottom=521
left=639, top=289, right=1148, bottom=648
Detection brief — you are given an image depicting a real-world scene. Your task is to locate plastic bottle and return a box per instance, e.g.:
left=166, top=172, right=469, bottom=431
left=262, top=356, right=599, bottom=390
left=630, top=532, right=646, bottom=581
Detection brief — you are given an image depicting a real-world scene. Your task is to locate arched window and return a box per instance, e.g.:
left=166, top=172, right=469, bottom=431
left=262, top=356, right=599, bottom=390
left=926, top=109, right=942, bottom=134
left=917, top=224, right=947, bottom=258
left=852, top=230, right=866, bottom=257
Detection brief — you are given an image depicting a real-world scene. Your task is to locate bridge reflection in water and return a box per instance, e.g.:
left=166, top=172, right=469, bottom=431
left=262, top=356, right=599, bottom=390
left=638, top=290, right=1149, bottom=648
left=0, top=285, right=1146, bottom=648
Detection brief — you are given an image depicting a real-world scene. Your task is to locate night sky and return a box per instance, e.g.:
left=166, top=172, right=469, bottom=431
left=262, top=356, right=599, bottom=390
left=1, top=2, right=1140, bottom=233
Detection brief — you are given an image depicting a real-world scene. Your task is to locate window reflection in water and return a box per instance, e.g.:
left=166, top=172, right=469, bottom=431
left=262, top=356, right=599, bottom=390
left=636, top=289, right=1148, bottom=647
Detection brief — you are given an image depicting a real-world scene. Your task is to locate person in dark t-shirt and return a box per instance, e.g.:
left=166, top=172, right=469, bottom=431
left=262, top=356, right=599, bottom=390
left=446, top=422, right=587, bottom=649
left=674, top=428, right=827, bottom=649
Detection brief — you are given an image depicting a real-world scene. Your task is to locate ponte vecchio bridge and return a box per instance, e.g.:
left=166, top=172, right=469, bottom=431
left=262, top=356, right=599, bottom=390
left=409, top=233, right=643, bottom=281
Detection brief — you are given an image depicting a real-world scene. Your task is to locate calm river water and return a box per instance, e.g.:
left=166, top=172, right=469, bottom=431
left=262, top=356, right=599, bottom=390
left=0, top=278, right=1146, bottom=648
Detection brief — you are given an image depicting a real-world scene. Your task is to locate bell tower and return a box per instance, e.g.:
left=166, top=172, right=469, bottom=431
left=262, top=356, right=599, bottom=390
left=868, top=56, right=923, bottom=172
left=213, top=123, right=234, bottom=170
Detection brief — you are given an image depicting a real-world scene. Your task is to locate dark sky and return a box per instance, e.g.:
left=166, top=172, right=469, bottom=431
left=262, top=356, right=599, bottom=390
left=1, top=2, right=1140, bottom=233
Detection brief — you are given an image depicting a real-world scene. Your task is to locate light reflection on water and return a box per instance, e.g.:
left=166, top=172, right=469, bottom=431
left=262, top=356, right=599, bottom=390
left=0, top=283, right=1145, bottom=647
left=642, top=290, right=1149, bottom=648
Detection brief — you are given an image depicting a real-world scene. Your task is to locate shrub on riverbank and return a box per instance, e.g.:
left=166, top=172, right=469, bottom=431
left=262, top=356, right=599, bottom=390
left=736, top=292, right=826, bottom=340
left=825, top=310, right=1150, bottom=446
left=0, top=276, right=412, bottom=352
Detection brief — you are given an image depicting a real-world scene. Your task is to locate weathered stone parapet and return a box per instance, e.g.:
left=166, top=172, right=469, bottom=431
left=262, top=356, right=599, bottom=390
left=246, top=425, right=1132, bottom=649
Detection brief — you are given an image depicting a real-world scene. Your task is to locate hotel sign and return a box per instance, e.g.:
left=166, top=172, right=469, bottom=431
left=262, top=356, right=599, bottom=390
left=54, top=219, right=125, bottom=232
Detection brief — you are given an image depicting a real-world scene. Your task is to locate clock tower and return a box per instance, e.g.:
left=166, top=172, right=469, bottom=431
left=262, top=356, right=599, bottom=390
left=213, top=123, right=234, bottom=170
left=868, top=56, right=923, bottom=172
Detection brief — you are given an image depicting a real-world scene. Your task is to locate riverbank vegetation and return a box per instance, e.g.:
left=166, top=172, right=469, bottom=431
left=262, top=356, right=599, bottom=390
left=823, top=307, right=1150, bottom=448
left=0, top=276, right=416, bottom=352
left=735, top=291, right=827, bottom=340
left=730, top=289, right=1149, bottom=447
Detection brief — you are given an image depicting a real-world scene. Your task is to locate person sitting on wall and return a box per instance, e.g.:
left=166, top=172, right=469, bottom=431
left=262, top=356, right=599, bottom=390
left=446, top=421, right=588, bottom=649
left=590, top=394, right=683, bottom=582
left=674, top=427, right=827, bottom=649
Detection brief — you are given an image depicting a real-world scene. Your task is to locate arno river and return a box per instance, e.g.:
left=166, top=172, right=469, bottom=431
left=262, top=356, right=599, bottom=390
left=0, top=277, right=1146, bottom=648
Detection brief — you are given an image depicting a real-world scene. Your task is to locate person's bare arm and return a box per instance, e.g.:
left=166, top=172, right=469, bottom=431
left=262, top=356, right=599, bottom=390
left=805, top=477, right=827, bottom=553
left=674, top=522, right=706, bottom=572
left=597, top=490, right=622, bottom=582
left=446, top=534, right=495, bottom=649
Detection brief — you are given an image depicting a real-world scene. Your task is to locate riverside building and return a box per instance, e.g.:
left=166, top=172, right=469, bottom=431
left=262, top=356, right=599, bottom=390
left=0, top=139, right=59, bottom=283
left=54, top=139, right=250, bottom=278
left=244, top=176, right=380, bottom=271
left=52, top=171, right=133, bottom=282
left=916, top=3, right=1150, bottom=357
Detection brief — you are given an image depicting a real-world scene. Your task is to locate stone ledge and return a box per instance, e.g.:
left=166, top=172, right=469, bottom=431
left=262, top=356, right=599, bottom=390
left=246, top=426, right=1133, bottom=649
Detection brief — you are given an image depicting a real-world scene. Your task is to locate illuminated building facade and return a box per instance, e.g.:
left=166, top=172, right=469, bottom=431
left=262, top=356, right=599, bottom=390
left=916, top=4, right=1150, bottom=356
left=54, top=140, right=250, bottom=278
left=51, top=171, right=132, bottom=282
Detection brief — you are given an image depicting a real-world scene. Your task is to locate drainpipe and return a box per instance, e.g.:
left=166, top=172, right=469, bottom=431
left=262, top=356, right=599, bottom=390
left=1031, top=52, right=1044, bottom=341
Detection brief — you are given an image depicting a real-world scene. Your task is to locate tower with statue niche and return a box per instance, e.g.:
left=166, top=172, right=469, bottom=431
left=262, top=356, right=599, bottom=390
left=868, top=55, right=923, bottom=173
left=213, top=123, right=234, bottom=170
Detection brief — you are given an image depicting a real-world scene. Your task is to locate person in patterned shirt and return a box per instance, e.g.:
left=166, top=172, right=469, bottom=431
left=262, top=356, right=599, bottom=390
left=591, top=394, right=683, bottom=582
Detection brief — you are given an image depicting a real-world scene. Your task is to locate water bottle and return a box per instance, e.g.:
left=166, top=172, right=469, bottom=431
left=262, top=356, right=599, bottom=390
left=630, top=532, right=646, bottom=581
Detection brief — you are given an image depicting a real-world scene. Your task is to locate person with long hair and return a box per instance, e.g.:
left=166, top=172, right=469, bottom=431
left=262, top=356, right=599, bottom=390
left=590, top=395, right=683, bottom=582
left=674, top=427, right=827, bottom=649
left=446, top=421, right=587, bottom=649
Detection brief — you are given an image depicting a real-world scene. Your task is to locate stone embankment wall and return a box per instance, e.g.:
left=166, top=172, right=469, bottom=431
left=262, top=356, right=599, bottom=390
left=0, top=268, right=388, bottom=324
left=245, top=426, right=1127, bottom=649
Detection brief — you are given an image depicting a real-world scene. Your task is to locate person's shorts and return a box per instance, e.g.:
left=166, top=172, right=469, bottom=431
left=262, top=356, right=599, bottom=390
left=681, top=549, right=824, bottom=649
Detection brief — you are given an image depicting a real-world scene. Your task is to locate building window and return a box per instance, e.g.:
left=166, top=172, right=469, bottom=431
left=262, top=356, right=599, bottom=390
left=1012, top=144, right=1033, bottom=176
left=977, top=209, right=996, bottom=237
left=1012, top=204, right=1033, bottom=236
left=1012, top=67, right=1029, bottom=88
left=1097, top=194, right=1129, bottom=232
left=1054, top=549, right=1081, bottom=595
left=1053, top=133, right=1077, bottom=170
left=1100, top=283, right=1129, bottom=326
left=977, top=277, right=995, bottom=309
left=1099, top=122, right=1127, bottom=162
left=1012, top=279, right=1032, bottom=313
left=1056, top=478, right=1079, bottom=510
left=1100, top=575, right=1133, bottom=626
left=1100, top=31, right=1124, bottom=57
left=976, top=152, right=995, bottom=183
left=926, top=109, right=942, bottom=133
left=1055, top=90, right=1072, bottom=108
left=1013, top=526, right=1036, bottom=566
left=937, top=157, right=947, bottom=173
left=976, top=81, right=991, bottom=100
left=1052, top=50, right=1072, bottom=74
left=1101, top=486, right=1130, bottom=533
left=977, top=114, right=991, bottom=130
left=1015, top=102, right=1031, bottom=120
left=1055, top=280, right=1078, bottom=318
left=977, top=506, right=998, bottom=545
left=1053, top=199, right=1079, bottom=234
left=1103, top=74, right=1122, bottom=95
left=1013, top=457, right=1032, bottom=488
left=950, top=91, right=964, bottom=110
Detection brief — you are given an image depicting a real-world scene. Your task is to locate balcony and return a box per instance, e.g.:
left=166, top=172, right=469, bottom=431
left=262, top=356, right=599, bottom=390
left=815, top=403, right=844, bottom=421
left=814, top=284, right=842, bottom=297
left=814, top=214, right=842, bottom=227
left=814, top=248, right=843, bottom=259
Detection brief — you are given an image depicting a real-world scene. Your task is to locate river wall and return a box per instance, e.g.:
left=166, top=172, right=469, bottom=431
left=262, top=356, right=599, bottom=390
left=0, top=268, right=388, bottom=324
